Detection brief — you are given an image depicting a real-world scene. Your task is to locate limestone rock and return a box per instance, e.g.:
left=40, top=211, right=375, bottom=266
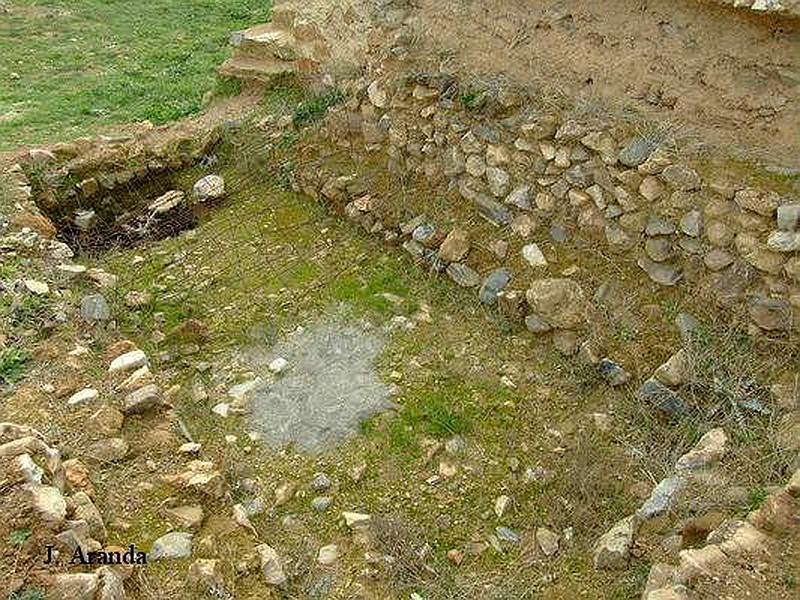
left=535, top=527, right=560, bottom=557
left=675, top=428, right=728, bottom=471
left=192, top=175, right=225, bottom=202
left=474, top=194, right=512, bottom=227
left=164, top=505, right=205, bottom=529
left=149, top=531, right=193, bottom=560
left=619, top=137, right=656, bottom=167
left=478, top=268, right=511, bottom=305
left=256, top=543, right=287, bottom=586
left=438, top=228, right=469, bottom=262
left=593, top=515, right=634, bottom=570
left=661, top=165, right=700, bottom=191
left=48, top=573, right=99, bottom=600
left=597, top=359, right=631, bottom=386
left=87, top=438, right=129, bottom=462
left=767, top=230, right=800, bottom=252
left=342, top=511, right=371, bottom=528
left=654, top=349, right=691, bottom=387
left=525, top=278, right=588, bottom=329
left=638, top=257, right=682, bottom=286
left=446, top=262, right=481, bottom=287
left=80, top=294, right=110, bottom=322
left=71, top=491, right=107, bottom=542
left=638, top=379, right=690, bottom=417
left=68, top=388, right=99, bottom=407
left=637, top=475, right=686, bottom=519
left=317, top=543, right=339, bottom=565
left=735, top=188, right=780, bottom=216
left=108, top=350, right=148, bottom=374
left=123, top=383, right=162, bottom=415
left=25, top=483, right=66, bottom=527
left=749, top=297, right=792, bottom=331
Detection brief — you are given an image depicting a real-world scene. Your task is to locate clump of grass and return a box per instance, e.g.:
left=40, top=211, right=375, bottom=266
left=292, top=87, right=345, bottom=128
left=0, top=347, right=29, bottom=384
left=460, top=87, right=487, bottom=111
left=8, top=589, right=45, bottom=600
left=8, top=528, right=31, bottom=546
left=742, top=487, right=768, bottom=514
left=405, top=387, right=470, bottom=439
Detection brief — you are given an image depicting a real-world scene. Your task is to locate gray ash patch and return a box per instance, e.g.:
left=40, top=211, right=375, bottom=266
left=246, top=320, right=393, bottom=452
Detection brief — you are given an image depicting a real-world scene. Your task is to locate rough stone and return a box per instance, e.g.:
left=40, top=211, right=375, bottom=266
left=645, top=238, right=674, bottom=262
left=123, top=383, right=162, bottom=415
left=25, top=483, right=66, bottom=527
left=704, top=248, right=734, bottom=271
left=777, top=203, right=800, bottom=231
left=506, top=185, right=532, bottom=210
left=619, top=137, right=656, bottom=167
left=749, top=297, right=792, bottom=331
left=192, top=175, right=225, bottom=202
left=525, top=278, right=587, bottom=329
left=447, top=262, right=481, bottom=287
left=48, top=573, right=99, bottom=600
left=522, top=243, right=547, bottom=267
left=81, top=294, right=110, bottom=322
left=640, top=176, right=665, bottom=202
left=767, top=230, right=800, bottom=252
left=638, top=379, right=690, bottom=417
left=535, top=527, right=560, bottom=557
left=68, top=388, right=99, bottom=407
left=149, top=532, right=193, bottom=560
left=438, top=228, right=470, bottom=262
left=662, top=165, right=700, bottom=191
left=525, top=314, right=552, bottom=333
left=654, top=349, right=691, bottom=387
left=479, top=268, right=512, bottom=305
left=317, top=544, right=339, bottom=565
left=486, top=167, right=510, bottom=197
left=474, top=194, right=513, bottom=226
left=593, top=355, right=629, bottom=383
left=679, top=210, right=703, bottom=237
left=735, top=188, right=780, bottom=216
left=637, top=475, right=686, bottom=519
left=638, top=258, right=682, bottom=286
left=593, top=515, right=635, bottom=570
left=675, top=428, right=728, bottom=471
left=108, top=350, right=148, bottom=374
left=88, top=438, right=129, bottom=462
left=645, top=215, right=676, bottom=236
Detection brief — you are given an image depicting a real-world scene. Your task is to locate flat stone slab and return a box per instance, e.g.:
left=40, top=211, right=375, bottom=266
left=247, top=320, right=393, bottom=452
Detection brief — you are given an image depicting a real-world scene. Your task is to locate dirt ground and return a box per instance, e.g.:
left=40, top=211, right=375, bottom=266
left=410, top=0, right=800, bottom=169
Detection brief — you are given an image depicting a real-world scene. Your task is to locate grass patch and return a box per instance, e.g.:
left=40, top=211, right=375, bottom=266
left=0, top=0, right=272, bottom=148
left=405, top=387, right=471, bottom=438
left=292, top=86, right=346, bottom=128
left=0, top=347, right=29, bottom=384
left=7, top=589, right=45, bottom=600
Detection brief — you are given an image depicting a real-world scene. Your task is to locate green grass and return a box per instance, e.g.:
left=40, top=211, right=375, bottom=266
left=0, top=347, right=29, bottom=384
left=291, top=86, right=345, bottom=128
left=7, top=590, right=45, bottom=600
left=8, top=528, right=31, bottom=546
left=0, top=0, right=271, bottom=149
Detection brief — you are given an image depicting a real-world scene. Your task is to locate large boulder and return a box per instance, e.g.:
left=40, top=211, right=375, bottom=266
left=525, top=278, right=588, bottom=329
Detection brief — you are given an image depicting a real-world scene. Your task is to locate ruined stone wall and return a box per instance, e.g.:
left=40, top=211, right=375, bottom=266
left=713, top=0, right=800, bottom=16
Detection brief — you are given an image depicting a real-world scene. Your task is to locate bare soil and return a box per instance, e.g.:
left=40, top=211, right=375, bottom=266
left=411, top=0, right=800, bottom=169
